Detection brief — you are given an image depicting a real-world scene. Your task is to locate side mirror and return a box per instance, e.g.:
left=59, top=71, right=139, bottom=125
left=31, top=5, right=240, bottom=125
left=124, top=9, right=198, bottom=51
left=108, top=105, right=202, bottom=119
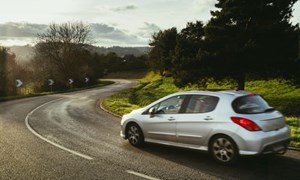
left=149, top=107, right=156, bottom=115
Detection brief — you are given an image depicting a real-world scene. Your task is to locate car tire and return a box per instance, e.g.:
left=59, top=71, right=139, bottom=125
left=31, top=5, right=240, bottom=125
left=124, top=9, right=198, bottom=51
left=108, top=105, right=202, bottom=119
left=126, top=123, right=144, bottom=147
left=210, top=135, right=239, bottom=165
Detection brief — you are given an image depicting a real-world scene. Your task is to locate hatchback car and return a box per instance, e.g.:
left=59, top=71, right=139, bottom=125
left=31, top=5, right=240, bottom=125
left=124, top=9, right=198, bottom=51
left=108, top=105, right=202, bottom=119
left=120, top=90, right=291, bottom=164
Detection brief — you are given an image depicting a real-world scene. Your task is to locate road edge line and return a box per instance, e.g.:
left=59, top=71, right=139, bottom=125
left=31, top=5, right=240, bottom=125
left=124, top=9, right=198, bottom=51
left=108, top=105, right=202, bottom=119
left=126, top=170, right=160, bottom=180
left=25, top=98, right=93, bottom=160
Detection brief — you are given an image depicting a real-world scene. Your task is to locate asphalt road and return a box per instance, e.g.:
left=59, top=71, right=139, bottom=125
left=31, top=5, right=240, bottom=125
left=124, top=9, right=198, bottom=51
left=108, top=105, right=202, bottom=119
left=1, top=79, right=300, bottom=180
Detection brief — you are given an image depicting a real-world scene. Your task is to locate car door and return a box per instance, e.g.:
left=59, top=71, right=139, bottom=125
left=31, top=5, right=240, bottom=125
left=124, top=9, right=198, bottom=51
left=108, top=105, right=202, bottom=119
left=141, top=95, right=186, bottom=143
left=176, top=95, right=220, bottom=146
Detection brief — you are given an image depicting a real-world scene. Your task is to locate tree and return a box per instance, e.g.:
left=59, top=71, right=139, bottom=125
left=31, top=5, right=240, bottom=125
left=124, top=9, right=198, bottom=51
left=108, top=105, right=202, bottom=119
left=34, top=22, right=92, bottom=90
left=0, top=46, right=8, bottom=96
left=148, top=28, right=177, bottom=75
left=203, top=0, right=299, bottom=90
left=171, top=21, right=206, bottom=87
left=0, top=46, right=22, bottom=96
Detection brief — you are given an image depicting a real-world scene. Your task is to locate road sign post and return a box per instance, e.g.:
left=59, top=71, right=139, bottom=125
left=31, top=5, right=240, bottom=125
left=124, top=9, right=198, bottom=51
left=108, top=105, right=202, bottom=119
left=15, top=79, right=23, bottom=95
left=85, top=77, right=89, bottom=87
left=48, top=79, right=54, bottom=92
left=68, top=79, right=74, bottom=89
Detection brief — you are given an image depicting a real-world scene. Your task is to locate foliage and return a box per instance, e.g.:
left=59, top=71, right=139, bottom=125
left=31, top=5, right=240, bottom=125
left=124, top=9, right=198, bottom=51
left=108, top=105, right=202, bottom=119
left=0, top=46, right=7, bottom=96
left=0, top=46, right=27, bottom=96
left=245, top=79, right=300, bottom=116
left=102, top=89, right=141, bottom=115
left=203, top=0, right=299, bottom=90
left=33, top=22, right=92, bottom=90
left=0, top=80, right=114, bottom=102
left=286, top=117, right=300, bottom=147
left=172, top=21, right=206, bottom=87
left=148, top=27, right=177, bottom=75
left=147, top=0, right=300, bottom=90
left=25, top=22, right=148, bottom=93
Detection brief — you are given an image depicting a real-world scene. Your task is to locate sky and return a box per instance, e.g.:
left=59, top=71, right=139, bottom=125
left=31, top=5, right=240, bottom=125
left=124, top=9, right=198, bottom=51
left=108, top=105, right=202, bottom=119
left=0, top=0, right=300, bottom=47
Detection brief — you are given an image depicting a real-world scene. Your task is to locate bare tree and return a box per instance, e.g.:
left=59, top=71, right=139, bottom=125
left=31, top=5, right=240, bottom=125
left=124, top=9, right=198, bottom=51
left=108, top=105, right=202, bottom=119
left=34, top=22, right=92, bottom=89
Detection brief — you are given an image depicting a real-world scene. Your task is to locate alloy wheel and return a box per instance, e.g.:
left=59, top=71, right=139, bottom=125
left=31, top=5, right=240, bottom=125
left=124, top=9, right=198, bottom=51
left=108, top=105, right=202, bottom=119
left=211, top=136, right=238, bottom=164
left=127, top=124, right=144, bottom=147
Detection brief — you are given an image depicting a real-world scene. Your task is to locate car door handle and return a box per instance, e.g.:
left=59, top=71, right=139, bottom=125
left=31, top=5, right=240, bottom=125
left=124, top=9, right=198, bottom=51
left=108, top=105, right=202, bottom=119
left=204, top=116, right=213, bottom=121
left=168, top=117, right=175, bottom=121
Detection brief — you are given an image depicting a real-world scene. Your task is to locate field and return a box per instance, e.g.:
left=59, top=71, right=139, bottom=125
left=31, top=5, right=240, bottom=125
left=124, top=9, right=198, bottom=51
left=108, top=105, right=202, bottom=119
left=103, top=72, right=300, bottom=147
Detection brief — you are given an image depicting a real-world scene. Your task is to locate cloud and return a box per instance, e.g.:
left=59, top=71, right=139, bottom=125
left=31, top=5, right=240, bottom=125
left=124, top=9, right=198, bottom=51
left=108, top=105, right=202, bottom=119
left=141, top=22, right=161, bottom=32
left=0, top=22, right=47, bottom=46
left=137, top=22, right=161, bottom=39
left=0, top=22, right=149, bottom=47
left=191, top=0, right=217, bottom=22
left=112, top=5, right=137, bottom=12
left=90, top=23, right=115, bottom=34
left=90, top=23, right=147, bottom=46
left=0, top=22, right=47, bottom=37
left=192, top=0, right=217, bottom=11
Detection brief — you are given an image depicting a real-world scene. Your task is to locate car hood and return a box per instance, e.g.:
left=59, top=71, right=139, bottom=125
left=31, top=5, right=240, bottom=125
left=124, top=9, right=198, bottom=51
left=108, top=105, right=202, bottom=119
left=122, top=107, right=145, bottom=119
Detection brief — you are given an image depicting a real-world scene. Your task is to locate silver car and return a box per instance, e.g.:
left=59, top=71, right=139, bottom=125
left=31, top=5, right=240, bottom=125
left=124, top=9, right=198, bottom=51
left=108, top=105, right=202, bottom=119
left=120, top=90, right=291, bottom=164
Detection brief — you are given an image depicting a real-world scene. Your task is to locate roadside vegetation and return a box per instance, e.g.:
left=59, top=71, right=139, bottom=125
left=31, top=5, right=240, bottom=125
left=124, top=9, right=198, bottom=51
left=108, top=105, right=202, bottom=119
left=0, top=22, right=147, bottom=98
left=102, top=72, right=300, bottom=147
left=0, top=80, right=114, bottom=102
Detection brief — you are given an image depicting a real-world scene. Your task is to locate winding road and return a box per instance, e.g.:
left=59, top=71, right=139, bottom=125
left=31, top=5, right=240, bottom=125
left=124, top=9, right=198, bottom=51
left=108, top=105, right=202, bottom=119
left=0, top=79, right=300, bottom=179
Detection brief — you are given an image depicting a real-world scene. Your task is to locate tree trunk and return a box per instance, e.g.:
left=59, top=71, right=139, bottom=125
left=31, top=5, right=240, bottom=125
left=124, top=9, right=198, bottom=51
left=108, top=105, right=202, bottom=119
left=236, top=73, right=245, bottom=90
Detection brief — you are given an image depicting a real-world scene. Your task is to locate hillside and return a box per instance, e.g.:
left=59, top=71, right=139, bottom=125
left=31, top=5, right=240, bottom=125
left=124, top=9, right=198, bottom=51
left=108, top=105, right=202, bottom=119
left=8, top=45, right=149, bottom=63
left=9, top=45, right=35, bottom=63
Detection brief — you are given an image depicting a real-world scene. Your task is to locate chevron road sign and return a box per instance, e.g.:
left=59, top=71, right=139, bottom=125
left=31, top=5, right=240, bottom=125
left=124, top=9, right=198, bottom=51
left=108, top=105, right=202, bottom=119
left=48, top=79, right=54, bottom=86
left=68, top=79, right=74, bottom=85
left=16, top=79, right=23, bottom=87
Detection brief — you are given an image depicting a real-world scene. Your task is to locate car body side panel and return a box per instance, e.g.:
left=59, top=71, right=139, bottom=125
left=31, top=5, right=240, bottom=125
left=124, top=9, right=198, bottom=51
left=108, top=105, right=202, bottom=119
left=140, top=113, right=177, bottom=142
left=176, top=113, right=217, bottom=146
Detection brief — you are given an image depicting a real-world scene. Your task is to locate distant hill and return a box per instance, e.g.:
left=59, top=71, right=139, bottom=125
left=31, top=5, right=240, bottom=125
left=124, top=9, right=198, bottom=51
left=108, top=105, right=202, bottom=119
left=8, top=45, right=150, bottom=63
left=9, top=45, right=35, bottom=63
left=87, top=46, right=150, bottom=57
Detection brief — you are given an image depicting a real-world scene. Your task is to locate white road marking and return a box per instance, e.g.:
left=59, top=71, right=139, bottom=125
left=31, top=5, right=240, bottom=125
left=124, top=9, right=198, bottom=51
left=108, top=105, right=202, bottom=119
left=126, top=170, right=160, bottom=180
left=25, top=98, right=93, bottom=160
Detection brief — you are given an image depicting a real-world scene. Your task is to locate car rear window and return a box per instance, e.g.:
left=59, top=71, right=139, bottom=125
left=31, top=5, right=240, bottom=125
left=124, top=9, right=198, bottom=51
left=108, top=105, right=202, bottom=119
left=232, top=95, right=273, bottom=114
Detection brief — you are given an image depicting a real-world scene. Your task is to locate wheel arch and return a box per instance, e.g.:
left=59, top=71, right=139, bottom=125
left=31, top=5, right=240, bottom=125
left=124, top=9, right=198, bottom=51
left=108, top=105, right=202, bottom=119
left=208, top=133, right=239, bottom=154
left=125, top=121, right=144, bottom=139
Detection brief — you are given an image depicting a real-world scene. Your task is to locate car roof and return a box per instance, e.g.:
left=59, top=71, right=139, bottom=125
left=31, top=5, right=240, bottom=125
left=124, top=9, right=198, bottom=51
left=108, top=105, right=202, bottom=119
left=173, top=90, right=253, bottom=98
left=144, top=90, right=257, bottom=110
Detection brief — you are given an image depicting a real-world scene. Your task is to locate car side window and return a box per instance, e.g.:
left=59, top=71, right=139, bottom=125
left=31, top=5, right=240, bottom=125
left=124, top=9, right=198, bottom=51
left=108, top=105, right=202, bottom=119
left=185, top=95, right=219, bottom=113
left=152, top=95, right=185, bottom=114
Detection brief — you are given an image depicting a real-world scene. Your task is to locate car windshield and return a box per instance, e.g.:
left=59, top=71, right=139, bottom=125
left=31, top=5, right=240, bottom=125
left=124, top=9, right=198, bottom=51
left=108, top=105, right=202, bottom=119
left=232, top=95, right=273, bottom=114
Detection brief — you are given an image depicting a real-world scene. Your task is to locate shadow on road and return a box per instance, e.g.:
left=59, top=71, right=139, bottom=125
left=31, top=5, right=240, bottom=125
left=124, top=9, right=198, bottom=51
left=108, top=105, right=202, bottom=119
left=134, top=143, right=300, bottom=180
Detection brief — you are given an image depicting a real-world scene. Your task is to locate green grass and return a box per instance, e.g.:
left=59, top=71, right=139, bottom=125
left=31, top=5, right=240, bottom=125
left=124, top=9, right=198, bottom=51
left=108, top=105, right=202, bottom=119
left=102, top=73, right=300, bottom=147
left=286, top=117, right=300, bottom=147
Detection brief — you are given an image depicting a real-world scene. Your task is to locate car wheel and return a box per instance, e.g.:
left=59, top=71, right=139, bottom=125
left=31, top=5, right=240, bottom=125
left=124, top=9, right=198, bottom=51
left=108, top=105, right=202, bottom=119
left=126, top=123, right=144, bottom=147
left=210, top=135, right=238, bottom=165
